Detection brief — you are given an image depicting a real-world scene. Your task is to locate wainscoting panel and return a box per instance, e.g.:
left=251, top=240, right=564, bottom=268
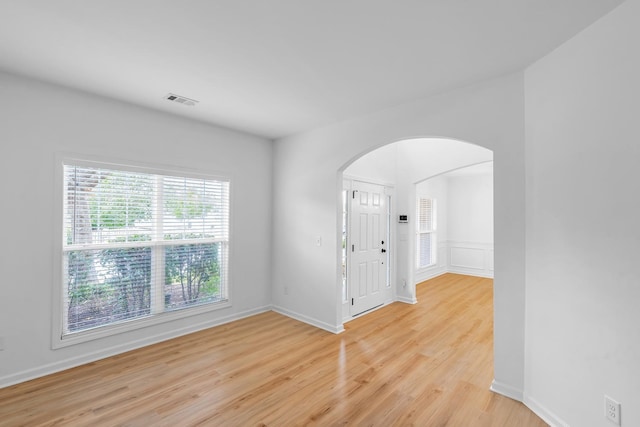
left=414, top=241, right=494, bottom=284
left=448, top=241, right=493, bottom=278
left=450, top=246, right=484, bottom=270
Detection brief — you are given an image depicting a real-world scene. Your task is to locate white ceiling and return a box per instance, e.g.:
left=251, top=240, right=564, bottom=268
left=0, top=1, right=623, bottom=139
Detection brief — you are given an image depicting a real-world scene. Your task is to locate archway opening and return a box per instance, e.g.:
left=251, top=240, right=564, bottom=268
left=339, top=137, right=493, bottom=321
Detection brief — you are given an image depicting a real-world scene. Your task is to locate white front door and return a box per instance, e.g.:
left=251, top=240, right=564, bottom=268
left=348, top=181, right=389, bottom=316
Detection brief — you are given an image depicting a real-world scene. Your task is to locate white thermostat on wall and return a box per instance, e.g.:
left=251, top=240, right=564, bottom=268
left=398, top=215, right=408, bottom=223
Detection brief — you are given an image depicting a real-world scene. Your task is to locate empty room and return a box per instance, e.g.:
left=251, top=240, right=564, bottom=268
left=0, top=1, right=638, bottom=426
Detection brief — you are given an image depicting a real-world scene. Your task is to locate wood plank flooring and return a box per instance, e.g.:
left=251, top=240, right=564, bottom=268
left=0, top=274, right=546, bottom=426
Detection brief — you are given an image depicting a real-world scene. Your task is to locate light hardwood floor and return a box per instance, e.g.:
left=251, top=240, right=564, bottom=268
left=0, top=274, right=546, bottom=426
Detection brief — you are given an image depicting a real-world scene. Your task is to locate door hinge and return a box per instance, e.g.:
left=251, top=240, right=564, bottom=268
left=352, top=190, right=358, bottom=199
left=351, top=298, right=354, bottom=305
left=352, top=244, right=354, bottom=252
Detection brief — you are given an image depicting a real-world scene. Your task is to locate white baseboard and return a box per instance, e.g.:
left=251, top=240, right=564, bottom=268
left=271, top=305, right=345, bottom=334
left=0, top=305, right=271, bottom=389
left=396, top=295, right=417, bottom=304
left=447, top=266, right=494, bottom=278
left=414, top=267, right=448, bottom=284
left=490, top=381, right=570, bottom=427
left=490, top=379, right=524, bottom=401
left=524, top=394, right=570, bottom=427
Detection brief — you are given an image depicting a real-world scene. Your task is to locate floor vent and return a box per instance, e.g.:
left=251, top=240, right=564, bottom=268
left=165, top=93, right=198, bottom=106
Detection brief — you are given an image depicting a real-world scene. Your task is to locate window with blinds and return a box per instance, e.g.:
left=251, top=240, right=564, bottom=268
left=62, top=162, right=229, bottom=336
left=416, top=197, right=436, bottom=268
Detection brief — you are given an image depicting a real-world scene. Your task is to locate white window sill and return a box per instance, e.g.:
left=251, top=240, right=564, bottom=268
left=52, top=299, right=231, bottom=349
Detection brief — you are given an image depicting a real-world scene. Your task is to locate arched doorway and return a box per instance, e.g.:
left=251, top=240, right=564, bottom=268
left=339, top=137, right=493, bottom=321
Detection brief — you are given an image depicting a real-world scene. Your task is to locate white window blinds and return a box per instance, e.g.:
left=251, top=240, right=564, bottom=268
left=416, top=197, right=436, bottom=268
left=418, top=198, right=433, bottom=233
left=62, top=164, right=229, bottom=336
left=162, top=175, right=229, bottom=241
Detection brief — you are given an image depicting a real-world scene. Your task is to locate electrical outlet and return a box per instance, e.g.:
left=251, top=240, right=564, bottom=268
left=605, top=395, right=621, bottom=425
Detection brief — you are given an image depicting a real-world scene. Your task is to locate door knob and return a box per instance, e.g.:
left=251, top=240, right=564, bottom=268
left=381, top=248, right=386, bottom=253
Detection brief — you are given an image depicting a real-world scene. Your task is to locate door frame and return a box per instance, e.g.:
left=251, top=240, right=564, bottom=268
left=342, top=177, right=395, bottom=322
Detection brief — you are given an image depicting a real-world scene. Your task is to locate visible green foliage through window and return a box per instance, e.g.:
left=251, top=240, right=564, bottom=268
left=62, top=163, right=229, bottom=335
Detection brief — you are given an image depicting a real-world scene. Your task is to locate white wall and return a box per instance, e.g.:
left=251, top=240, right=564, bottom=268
left=396, top=138, right=493, bottom=183
left=524, top=1, right=640, bottom=426
left=344, top=143, right=397, bottom=184
left=3, top=4, right=638, bottom=423
left=414, top=164, right=494, bottom=282
left=447, top=169, right=494, bottom=278
left=272, top=72, right=526, bottom=397
left=447, top=171, right=493, bottom=244
left=0, top=71, right=273, bottom=387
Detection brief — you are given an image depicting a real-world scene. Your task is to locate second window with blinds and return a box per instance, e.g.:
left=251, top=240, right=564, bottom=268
left=56, top=158, right=230, bottom=346
left=416, top=197, right=437, bottom=268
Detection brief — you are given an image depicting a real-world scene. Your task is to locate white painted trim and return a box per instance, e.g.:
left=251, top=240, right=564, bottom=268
left=343, top=174, right=395, bottom=188
left=414, top=266, right=448, bottom=284
left=414, top=240, right=494, bottom=281
left=54, top=300, right=233, bottom=349
left=0, top=305, right=271, bottom=389
left=52, top=152, right=236, bottom=349
left=447, top=267, right=494, bottom=278
left=447, top=240, right=493, bottom=248
left=490, top=380, right=570, bottom=427
left=524, top=394, right=571, bottom=427
left=272, top=305, right=345, bottom=334
left=55, top=151, right=234, bottom=182
left=343, top=299, right=394, bottom=323
left=449, top=246, right=485, bottom=270
left=396, top=295, right=417, bottom=304
left=490, top=379, right=523, bottom=401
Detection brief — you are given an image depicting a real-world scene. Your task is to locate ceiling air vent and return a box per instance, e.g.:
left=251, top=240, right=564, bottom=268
left=165, top=93, right=198, bottom=106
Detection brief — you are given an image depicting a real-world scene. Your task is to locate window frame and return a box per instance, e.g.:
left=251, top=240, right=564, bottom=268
left=416, top=197, right=437, bottom=269
left=52, top=154, right=233, bottom=349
